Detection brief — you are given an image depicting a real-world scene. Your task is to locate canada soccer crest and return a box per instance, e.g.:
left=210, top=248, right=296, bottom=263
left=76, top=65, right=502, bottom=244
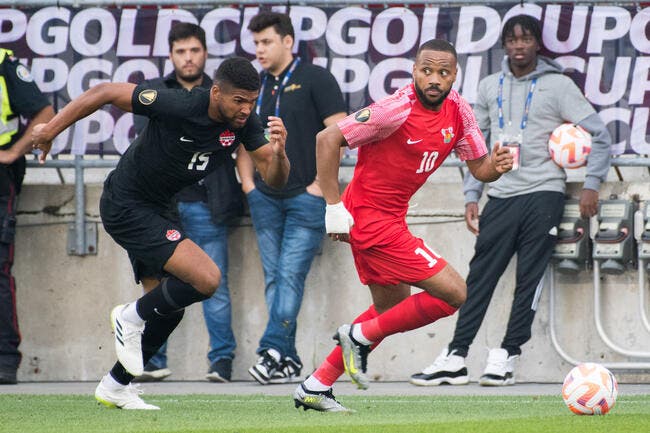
left=166, top=229, right=181, bottom=241
left=441, top=127, right=455, bottom=143
left=219, top=130, right=236, bottom=147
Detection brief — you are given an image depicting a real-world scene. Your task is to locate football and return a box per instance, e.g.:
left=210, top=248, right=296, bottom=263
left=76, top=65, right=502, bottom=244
left=548, top=123, right=592, bottom=168
left=561, top=363, right=618, bottom=415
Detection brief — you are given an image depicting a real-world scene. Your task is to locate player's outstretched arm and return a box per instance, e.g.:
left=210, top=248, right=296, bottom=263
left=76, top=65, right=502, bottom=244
left=465, top=143, right=513, bottom=183
left=32, top=83, right=136, bottom=163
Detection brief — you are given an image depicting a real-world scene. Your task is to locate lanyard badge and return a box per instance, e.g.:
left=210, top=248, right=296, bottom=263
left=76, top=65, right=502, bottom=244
left=256, top=57, right=301, bottom=141
left=496, top=74, right=537, bottom=171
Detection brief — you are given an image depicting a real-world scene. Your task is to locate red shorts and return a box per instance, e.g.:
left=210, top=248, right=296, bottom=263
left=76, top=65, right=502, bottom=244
left=350, top=228, right=448, bottom=286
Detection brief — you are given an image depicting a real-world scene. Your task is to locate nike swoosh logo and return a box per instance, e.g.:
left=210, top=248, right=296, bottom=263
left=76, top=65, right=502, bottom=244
left=407, top=138, right=423, bottom=145
left=347, top=352, right=358, bottom=375
left=180, top=136, right=194, bottom=142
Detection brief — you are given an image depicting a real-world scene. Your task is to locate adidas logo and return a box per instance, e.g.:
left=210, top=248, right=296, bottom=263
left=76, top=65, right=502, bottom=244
left=114, top=317, right=124, bottom=346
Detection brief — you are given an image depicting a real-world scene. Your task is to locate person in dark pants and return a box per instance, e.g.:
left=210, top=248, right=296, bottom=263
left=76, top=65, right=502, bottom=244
left=238, top=12, right=347, bottom=385
left=132, top=23, right=243, bottom=384
left=409, top=15, right=611, bottom=387
left=32, top=57, right=289, bottom=409
left=0, top=49, right=54, bottom=384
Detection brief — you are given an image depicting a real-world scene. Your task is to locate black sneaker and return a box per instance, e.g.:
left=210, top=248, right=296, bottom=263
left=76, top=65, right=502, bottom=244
left=268, top=357, right=302, bottom=384
left=248, top=349, right=281, bottom=385
left=478, top=348, right=517, bottom=386
left=206, top=358, right=232, bottom=383
left=0, top=368, right=17, bottom=385
left=132, top=361, right=171, bottom=383
left=409, top=348, right=469, bottom=386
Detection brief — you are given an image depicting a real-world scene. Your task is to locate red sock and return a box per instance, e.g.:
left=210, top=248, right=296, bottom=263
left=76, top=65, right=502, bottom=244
left=312, top=305, right=380, bottom=386
left=360, top=292, right=457, bottom=342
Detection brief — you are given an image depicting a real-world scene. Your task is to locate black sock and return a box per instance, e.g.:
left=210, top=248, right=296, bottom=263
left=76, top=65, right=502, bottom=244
left=109, top=363, right=132, bottom=386
left=136, top=276, right=209, bottom=321
left=109, top=309, right=185, bottom=385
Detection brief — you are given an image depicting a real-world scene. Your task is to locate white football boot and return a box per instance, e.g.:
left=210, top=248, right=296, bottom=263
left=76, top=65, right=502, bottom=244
left=95, top=377, right=159, bottom=410
left=110, top=304, right=145, bottom=376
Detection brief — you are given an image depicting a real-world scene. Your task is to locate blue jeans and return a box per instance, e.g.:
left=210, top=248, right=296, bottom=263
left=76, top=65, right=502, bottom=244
left=247, top=189, right=325, bottom=362
left=148, top=201, right=235, bottom=368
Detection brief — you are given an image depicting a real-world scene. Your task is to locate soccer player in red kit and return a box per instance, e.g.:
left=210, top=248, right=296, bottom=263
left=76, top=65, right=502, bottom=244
left=292, top=39, right=514, bottom=412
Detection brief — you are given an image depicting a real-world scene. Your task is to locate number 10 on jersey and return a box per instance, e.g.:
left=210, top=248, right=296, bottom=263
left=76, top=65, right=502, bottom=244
left=416, top=151, right=439, bottom=174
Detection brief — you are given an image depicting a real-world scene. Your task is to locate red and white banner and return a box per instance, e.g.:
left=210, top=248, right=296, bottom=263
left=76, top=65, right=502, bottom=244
left=1, top=3, right=648, bottom=155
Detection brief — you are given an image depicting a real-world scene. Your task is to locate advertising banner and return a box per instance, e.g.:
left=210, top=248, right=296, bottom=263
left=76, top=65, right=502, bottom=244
left=0, top=3, right=648, bottom=156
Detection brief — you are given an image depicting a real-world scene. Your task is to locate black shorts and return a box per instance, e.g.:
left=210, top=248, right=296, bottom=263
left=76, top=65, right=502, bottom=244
left=100, top=187, right=184, bottom=283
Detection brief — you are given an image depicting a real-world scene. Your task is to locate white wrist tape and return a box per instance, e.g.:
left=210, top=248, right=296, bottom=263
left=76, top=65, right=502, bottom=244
left=325, top=202, right=354, bottom=234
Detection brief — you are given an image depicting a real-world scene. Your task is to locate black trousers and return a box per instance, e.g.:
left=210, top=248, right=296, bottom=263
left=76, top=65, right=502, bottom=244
left=0, top=167, right=19, bottom=372
left=449, top=191, right=564, bottom=357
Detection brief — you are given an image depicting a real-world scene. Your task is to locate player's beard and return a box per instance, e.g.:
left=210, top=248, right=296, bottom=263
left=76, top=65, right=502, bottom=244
left=415, top=84, right=451, bottom=110
left=177, top=69, right=203, bottom=83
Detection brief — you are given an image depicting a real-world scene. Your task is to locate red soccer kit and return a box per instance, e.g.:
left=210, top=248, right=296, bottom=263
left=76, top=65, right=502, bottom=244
left=338, top=83, right=487, bottom=286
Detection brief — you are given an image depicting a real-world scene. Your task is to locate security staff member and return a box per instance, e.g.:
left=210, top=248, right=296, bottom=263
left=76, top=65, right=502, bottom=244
left=0, top=48, right=54, bottom=384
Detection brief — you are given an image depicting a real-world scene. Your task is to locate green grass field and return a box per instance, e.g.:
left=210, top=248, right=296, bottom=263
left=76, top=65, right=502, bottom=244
left=0, top=394, right=648, bottom=433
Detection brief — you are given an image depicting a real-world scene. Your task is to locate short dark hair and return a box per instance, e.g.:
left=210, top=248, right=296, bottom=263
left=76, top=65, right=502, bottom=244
left=168, top=22, right=207, bottom=51
left=247, top=11, right=295, bottom=40
left=501, top=15, right=542, bottom=46
left=416, top=39, right=457, bottom=60
left=215, top=57, right=260, bottom=92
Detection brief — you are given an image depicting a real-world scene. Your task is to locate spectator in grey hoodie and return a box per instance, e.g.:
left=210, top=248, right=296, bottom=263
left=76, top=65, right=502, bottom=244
left=409, top=14, right=611, bottom=387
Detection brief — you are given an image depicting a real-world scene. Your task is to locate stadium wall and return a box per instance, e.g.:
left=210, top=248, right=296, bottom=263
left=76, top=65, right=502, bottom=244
left=13, top=171, right=650, bottom=384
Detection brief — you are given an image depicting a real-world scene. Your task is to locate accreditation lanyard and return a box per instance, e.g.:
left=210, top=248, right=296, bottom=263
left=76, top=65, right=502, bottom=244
left=497, top=73, right=537, bottom=130
left=256, top=57, right=300, bottom=117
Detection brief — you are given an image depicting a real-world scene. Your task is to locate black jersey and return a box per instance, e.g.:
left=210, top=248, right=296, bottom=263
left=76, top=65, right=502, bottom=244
left=255, top=60, right=345, bottom=198
left=107, top=84, right=266, bottom=207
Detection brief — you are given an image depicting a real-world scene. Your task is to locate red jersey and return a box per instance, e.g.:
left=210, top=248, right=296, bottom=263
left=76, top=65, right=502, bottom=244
left=339, top=84, right=487, bottom=249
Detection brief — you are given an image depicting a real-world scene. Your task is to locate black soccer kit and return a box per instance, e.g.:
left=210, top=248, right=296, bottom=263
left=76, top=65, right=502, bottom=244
left=253, top=61, right=346, bottom=198
left=100, top=84, right=266, bottom=282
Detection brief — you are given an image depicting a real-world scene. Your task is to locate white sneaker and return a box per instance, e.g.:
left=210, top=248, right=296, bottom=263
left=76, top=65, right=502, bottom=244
left=110, top=304, right=145, bottom=376
left=95, top=380, right=160, bottom=410
left=409, top=348, right=469, bottom=386
left=248, top=348, right=281, bottom=385
left=479, top=348, right=518, bottom=386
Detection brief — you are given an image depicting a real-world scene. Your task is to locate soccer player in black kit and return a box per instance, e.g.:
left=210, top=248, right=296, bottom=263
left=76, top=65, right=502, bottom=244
left=31, top=57, right=289, bottom=409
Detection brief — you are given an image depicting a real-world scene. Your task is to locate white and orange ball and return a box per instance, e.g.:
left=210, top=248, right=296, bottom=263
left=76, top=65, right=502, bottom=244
left=548, top=123, right=592, bottom=169
left=562, top=363, right=618, bottom=415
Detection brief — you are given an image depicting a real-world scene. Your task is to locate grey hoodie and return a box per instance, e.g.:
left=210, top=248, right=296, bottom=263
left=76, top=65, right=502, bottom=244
left=464, top=56, right=611, bottom=203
